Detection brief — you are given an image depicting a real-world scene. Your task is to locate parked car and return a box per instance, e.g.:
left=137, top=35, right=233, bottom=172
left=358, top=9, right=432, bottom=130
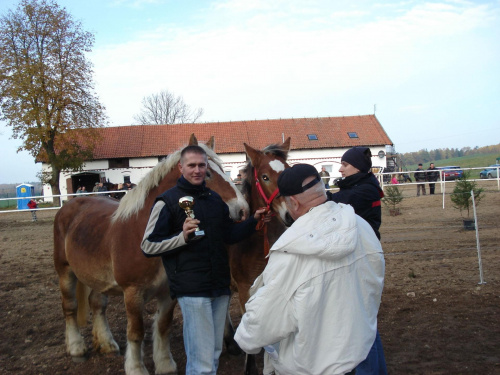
left=479, top=164, right=500, bottom=179
left=436, top=166, right=463, bottom=180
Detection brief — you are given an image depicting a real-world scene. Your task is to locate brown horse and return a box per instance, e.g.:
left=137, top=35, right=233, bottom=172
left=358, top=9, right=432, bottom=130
left=53, top=134, right=249, bottom=375
left=226, top=138, right=292, bottom=374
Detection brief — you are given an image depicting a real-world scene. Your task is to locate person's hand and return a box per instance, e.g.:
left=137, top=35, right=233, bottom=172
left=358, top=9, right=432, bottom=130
left=253, top=207, right=273, bottom=222
left=183, top=217, right=200, bottom=242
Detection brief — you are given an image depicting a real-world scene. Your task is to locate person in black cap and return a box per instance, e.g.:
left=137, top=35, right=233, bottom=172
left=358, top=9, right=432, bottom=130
left=414, top=163, right=427, bottom=196
left=235, top=164, right=385, bottom=375
left=327, top=147, right=384, bottom=240
left=326, top=147, right=388, bottom=375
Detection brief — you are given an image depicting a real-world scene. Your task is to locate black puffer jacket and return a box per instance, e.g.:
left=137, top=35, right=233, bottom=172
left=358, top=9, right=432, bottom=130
left=144, top=176, right=257, bottom=298
left=327, top=172, right=384, bottom=239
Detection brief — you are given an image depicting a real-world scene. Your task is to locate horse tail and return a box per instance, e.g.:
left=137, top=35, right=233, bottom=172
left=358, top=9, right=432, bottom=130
left=76, top=281, right=90, bottom=327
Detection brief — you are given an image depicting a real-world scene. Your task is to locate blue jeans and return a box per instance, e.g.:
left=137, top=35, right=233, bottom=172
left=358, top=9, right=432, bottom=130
left=355, top=331, right=388, bottom=375
left=177, top=295, right=230, bottom=375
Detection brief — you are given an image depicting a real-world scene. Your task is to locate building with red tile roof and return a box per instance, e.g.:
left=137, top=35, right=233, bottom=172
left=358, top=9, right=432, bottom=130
left=41, top=114, right=394, bottom=198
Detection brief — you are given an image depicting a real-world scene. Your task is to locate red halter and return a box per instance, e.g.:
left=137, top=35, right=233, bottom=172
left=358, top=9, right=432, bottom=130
left=253, top=168, right=280, bottom=257
left=254, top=168, right=280, bottom=210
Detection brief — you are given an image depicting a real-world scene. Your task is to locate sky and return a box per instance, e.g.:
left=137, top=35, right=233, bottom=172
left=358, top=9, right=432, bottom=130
left=1, top=0, right=499, bottom=183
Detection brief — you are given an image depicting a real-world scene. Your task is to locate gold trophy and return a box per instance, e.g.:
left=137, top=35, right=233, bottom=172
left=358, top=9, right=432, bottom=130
left=179, top=196, right=205, bottom=240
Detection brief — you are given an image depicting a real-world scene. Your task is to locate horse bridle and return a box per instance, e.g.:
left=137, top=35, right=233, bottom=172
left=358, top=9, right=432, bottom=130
left=253, top=167, right=280, bottom=257
left=253, top=167, right=280, bottom=211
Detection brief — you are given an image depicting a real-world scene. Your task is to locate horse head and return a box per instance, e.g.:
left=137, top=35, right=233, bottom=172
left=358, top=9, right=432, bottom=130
left=242, top=137, right=293, bottom=226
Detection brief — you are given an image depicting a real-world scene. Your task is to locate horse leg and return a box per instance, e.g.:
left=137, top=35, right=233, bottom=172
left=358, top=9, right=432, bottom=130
left=224, top=305, right=242, bottom=355
left=88, top=289, right=120, bottom=355
left=123, top=287, right=149, bottom=375
left=57, top=268, right=88, bottom=361
left=244, top=354, right=259, bottom=375
left=152, top=295, right=178, bottom=374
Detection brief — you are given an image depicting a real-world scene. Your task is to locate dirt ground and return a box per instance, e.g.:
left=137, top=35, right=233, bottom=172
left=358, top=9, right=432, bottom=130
left=1, top=182, right=499, bottom=375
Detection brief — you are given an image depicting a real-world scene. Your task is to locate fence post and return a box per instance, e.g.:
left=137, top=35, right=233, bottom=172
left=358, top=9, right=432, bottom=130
left=471, top=190, right=485, bottom=285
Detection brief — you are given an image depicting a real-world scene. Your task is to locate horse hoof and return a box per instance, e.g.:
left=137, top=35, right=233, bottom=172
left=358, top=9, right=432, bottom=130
left=72, top=355, right=88, bottom=363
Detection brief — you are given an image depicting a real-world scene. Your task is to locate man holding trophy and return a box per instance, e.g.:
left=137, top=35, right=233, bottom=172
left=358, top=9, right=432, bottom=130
left=141, top=145, right=270, bottom=375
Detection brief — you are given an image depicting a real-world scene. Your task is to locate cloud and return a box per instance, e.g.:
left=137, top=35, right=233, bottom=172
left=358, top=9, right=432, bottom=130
left=90, top=0, right=499, bottom=132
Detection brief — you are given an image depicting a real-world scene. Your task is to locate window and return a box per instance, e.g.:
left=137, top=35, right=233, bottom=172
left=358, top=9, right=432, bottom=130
left=123, top=176, right=131, bottom=183
left=347, top=132, right=358, bottom=138
left=307, top=134, right=318, bottom=140
left=109, top=158, right=129, bottom=168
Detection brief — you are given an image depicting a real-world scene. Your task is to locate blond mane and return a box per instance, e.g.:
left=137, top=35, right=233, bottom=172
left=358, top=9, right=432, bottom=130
left=112, top=143, right=223, bottom=222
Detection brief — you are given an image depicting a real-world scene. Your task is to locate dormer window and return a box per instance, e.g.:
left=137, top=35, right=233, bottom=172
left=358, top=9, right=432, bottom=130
left=347, top=132, right=358, bottom=138
left=307, top=134, right=318, bottom=140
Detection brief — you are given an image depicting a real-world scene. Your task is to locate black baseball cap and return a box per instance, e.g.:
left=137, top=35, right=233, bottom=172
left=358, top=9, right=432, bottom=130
left=277, top=164, right=321, bottom=197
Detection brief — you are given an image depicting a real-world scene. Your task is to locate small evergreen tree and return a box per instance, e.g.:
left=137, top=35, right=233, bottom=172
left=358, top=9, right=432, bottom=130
left=450, top=172, right=484, bottom=218
left=382, top=185, right=404, bottom=216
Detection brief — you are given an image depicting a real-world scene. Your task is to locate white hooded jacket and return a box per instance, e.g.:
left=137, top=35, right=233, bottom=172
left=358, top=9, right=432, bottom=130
left=234, top=201, right=385, bottom=375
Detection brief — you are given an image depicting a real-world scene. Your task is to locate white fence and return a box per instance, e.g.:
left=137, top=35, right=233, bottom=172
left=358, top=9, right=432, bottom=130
left=0, top=190, right=128, bottom=214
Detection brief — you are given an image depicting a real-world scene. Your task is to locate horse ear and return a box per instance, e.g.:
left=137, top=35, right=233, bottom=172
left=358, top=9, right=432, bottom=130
left=189, top=133, right=198, bottom=146
left=244, top=143, right=261, bottom=166
left=206, top=136, right=215, bottom=150
left=281, top=137, right=291, bottom=157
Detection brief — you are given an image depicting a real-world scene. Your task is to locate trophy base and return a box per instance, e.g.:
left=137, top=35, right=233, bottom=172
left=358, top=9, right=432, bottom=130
left=189, top=230, right=205, bottom=241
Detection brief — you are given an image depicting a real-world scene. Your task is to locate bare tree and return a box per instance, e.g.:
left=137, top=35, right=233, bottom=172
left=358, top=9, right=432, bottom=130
left=134, top=90, right=203, bottom=125
left=0, top=0, right=107, bottom=205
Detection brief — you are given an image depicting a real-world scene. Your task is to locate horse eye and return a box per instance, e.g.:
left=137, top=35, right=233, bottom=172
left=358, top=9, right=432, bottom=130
left=262, top=174, right=270, bottom=181
left=206, top=171, right=212, bottom=178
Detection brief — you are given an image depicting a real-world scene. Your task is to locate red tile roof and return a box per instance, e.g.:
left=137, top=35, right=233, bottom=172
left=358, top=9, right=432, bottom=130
left=91, top=115, right=392, bottom=160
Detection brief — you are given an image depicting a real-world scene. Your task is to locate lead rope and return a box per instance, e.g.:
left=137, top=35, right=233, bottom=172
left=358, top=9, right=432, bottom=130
left=254, top=168, right=280, bottom=256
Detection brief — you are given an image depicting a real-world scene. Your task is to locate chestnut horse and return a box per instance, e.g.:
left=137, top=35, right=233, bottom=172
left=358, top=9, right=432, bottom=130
left=226, top=138, right=292, bottom=374
left=53, top=135, right=249, bottom=375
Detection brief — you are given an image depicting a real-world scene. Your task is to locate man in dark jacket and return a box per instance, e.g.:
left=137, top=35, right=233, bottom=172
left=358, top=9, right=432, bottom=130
left=326, top=146, right=387, bottom=375
left=414, top=163, right=426, bottom=196
left=327, top=147, right=384, bottom=240
left=141, top=145, right=269, bottom=375
left=426, top=162, right=440, bottom=195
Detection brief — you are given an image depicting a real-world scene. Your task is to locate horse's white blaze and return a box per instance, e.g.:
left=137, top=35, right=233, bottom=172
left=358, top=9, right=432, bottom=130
left=269, top=159, right=286, bottom=173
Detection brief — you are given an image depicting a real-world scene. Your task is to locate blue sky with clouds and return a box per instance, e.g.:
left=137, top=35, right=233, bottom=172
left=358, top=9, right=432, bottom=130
left=1, top=0, right=499, bottom=183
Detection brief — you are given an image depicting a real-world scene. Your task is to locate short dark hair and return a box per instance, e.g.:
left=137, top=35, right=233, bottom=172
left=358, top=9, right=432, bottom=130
left=180, top=145, right=207, bottom=161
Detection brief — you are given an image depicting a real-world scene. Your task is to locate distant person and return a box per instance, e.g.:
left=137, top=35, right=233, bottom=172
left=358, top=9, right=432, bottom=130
left=319, top=166, right=330, bottom=189
left=122, top=181, right=134, bottom=190
left=426, top=163, right=440, bottom=195
left=76, top=186, right=82, bottom=194
left=27, top=198, right=37, bottom=222
left=234, top=164, right=385, bottom=375
left=80, top=186, right=87, bottom=194
left=233, top=173, right=243, bottom=185
left=92, top=182, right=99, bottom=193
left=391, top=174, right=399, bottom=184
left=97, top=182, right=108, bottom=193
left=414, top=163, right=426, bottom=196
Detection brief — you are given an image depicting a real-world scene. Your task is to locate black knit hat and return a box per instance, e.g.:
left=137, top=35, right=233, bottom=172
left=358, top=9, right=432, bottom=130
left=341, top=147, right=372, bottom=173
left=277, top=164, right=321, bottom=197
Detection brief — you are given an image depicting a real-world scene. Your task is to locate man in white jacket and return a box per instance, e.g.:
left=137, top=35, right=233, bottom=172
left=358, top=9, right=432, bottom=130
left=234, top=164, right=385, bottom=375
